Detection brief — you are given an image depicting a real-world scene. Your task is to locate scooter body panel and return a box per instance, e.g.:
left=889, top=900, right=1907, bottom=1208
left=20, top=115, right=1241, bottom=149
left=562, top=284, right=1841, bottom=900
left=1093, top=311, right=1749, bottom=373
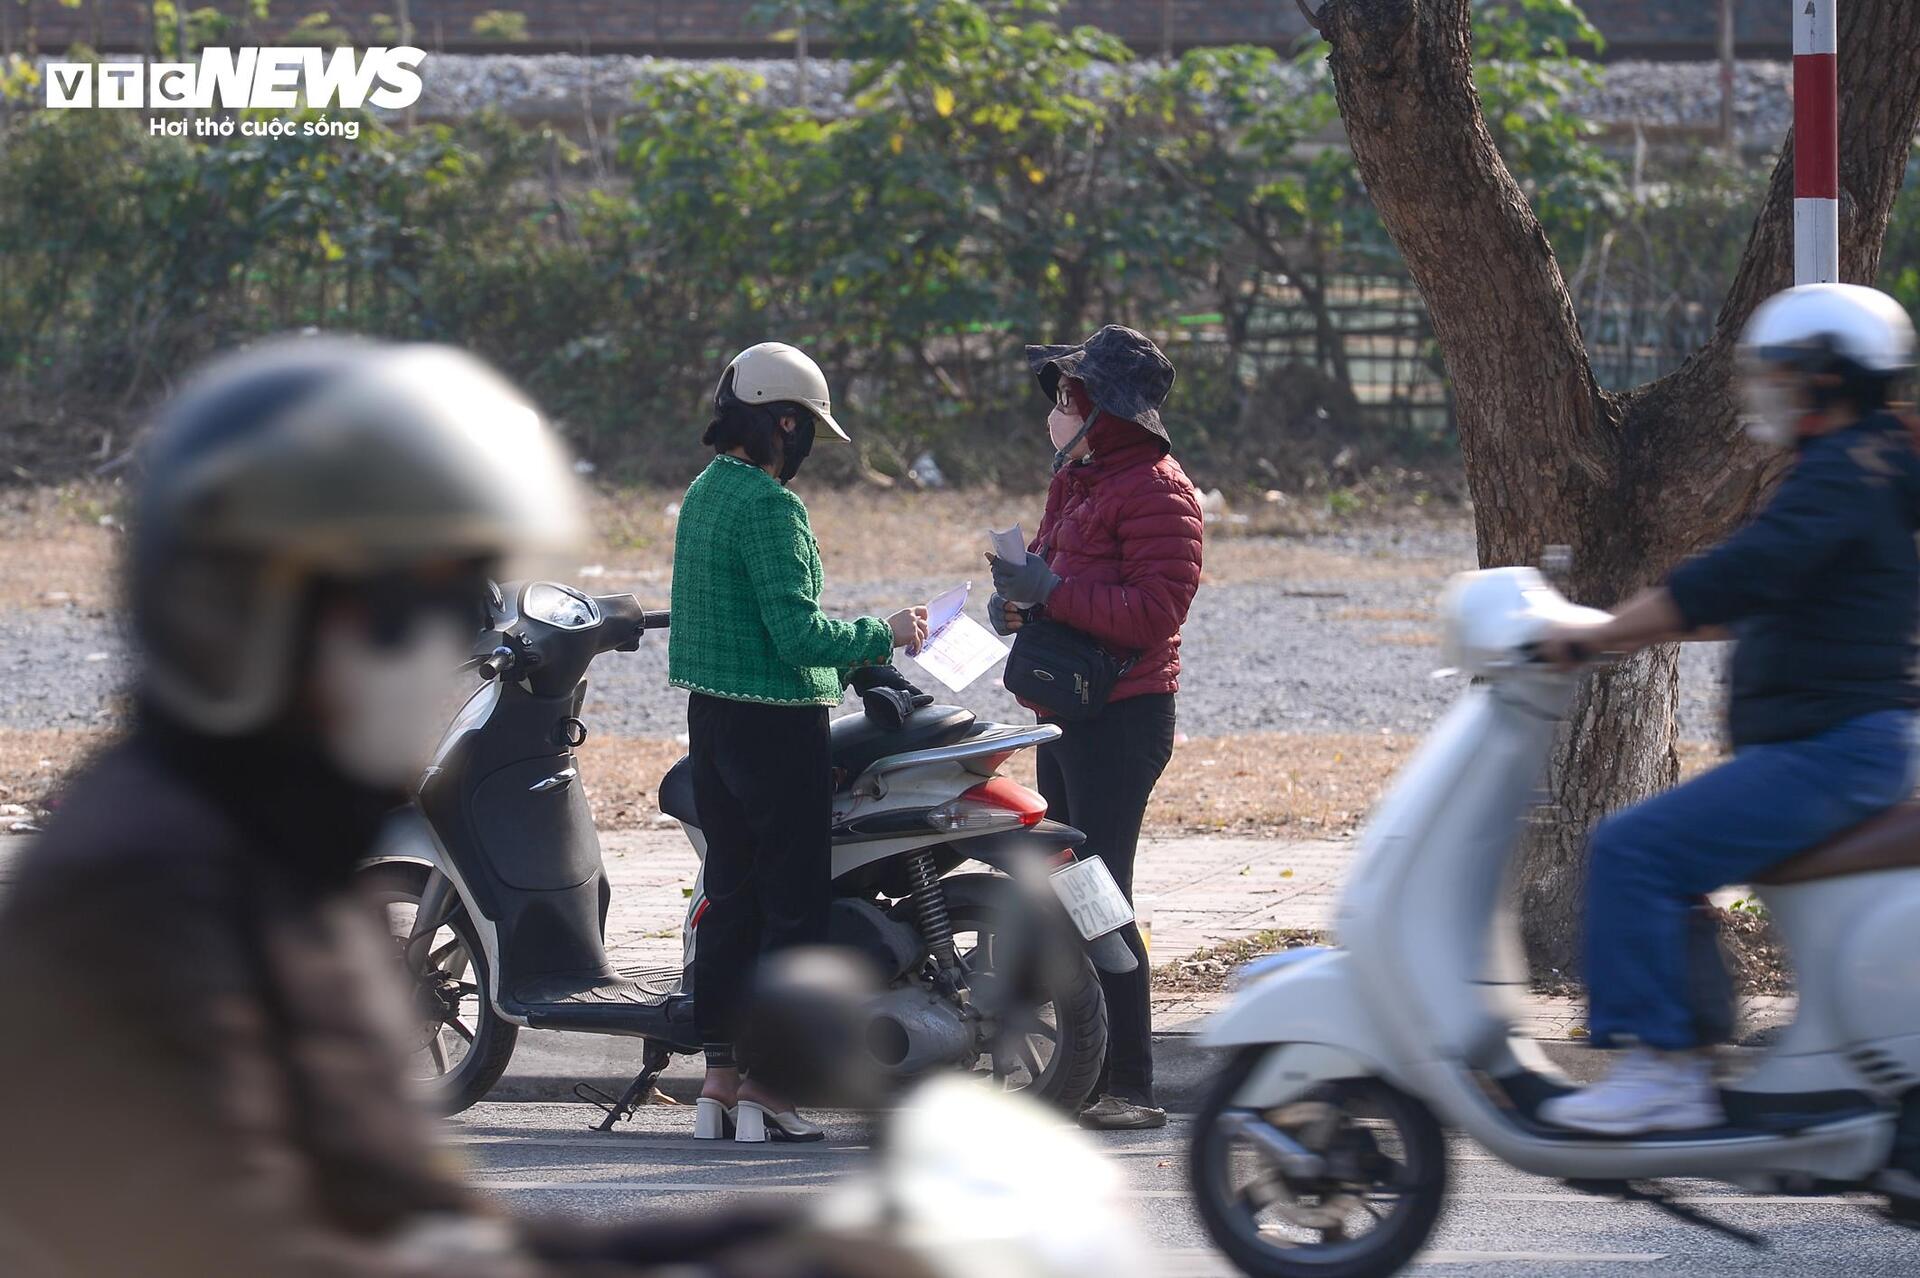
left=1744, top=871, right=1920, bottom=1096
left=417, top=685, right=622, bottom=1011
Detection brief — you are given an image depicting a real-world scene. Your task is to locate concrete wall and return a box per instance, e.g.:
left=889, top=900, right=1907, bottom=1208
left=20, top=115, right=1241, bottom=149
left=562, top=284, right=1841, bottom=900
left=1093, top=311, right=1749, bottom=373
left=10, top=1, right=1797, bottom=59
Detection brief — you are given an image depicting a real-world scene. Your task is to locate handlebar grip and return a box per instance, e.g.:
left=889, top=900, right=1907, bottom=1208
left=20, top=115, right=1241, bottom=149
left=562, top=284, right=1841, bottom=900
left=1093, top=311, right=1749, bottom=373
left=477, top=646, right=515, bottom=681
left=642, top=610, right=671, bottom=631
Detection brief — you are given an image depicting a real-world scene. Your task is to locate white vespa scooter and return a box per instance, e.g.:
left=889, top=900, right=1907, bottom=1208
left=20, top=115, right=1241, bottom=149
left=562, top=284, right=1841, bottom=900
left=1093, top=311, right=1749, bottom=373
left=1188, top=567, right=1920, bottom=1278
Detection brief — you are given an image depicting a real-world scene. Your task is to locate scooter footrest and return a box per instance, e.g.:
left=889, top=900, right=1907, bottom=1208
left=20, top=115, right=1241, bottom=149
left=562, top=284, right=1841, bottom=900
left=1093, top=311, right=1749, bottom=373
left=612, top=964, right=686, bottom=996
left=516, top=975, right=672, bottom=1008
left=1488, top=1069, right=1887, bottom=1142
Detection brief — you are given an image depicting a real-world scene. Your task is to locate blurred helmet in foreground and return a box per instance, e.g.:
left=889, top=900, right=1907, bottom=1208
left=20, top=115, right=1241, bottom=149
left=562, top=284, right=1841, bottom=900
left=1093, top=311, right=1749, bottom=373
left=131, top=337, right=586, bottom=738
left=1737, top=283, right=1916, bottom=445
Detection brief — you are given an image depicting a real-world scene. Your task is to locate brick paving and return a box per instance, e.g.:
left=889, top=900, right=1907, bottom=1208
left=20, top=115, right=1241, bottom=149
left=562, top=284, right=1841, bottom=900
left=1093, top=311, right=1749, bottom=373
left=0, top=830, right=1795, bottom=1044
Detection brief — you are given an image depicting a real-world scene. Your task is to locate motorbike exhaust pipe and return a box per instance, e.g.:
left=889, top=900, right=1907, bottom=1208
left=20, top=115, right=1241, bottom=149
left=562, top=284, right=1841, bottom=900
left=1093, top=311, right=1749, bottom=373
left=864, top=990, right=973, bottom=1075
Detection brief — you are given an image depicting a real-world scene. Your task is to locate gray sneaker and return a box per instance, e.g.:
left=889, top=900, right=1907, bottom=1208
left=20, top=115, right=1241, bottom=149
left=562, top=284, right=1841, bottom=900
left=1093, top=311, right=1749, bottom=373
left=1077, top=1094, right=1167, bottom=1130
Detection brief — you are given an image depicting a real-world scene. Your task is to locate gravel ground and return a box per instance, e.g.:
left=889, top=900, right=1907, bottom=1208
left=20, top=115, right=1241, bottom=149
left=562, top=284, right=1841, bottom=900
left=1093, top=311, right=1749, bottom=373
left=374, top=54, right=1804, bottom=148
left=0, top=522, right=1728, bottom=742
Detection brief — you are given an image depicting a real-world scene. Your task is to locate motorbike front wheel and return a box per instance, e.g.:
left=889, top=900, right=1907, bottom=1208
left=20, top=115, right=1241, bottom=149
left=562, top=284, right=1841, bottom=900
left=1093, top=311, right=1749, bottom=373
left=1190, top=1048, right=1446, bottom=1278
left=943, top=877, right=1107, bottom=1113
left=359, top=862, right=517, bottom=1114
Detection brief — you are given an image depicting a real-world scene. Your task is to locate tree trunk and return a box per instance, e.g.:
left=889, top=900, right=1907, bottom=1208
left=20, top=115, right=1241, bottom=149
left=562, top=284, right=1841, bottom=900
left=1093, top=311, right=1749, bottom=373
left=1315, top=0, right=1920, bottom=970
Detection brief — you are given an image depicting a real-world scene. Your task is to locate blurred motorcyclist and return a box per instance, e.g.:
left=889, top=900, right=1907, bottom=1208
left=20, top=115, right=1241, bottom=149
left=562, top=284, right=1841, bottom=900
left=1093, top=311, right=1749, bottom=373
left=0, top=338, right=923, bottom=1278
left=1537, top=284, right=1920, bottom=1135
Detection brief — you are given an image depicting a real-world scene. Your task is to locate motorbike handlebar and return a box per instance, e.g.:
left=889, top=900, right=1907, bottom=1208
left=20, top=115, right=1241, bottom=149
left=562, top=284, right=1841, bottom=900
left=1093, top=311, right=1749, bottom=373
left=641, top=610, right=670, bottom=631
left=476, top=646, right=516, bottom=681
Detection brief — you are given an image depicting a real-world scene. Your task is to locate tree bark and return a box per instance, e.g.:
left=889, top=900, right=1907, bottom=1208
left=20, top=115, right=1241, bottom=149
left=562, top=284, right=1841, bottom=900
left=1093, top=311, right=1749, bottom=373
left=1316, top=0, right=1920, bottom=970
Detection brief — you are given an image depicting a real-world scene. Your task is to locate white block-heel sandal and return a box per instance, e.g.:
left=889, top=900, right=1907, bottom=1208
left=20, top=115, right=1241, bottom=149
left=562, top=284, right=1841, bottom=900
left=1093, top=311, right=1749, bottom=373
left=692, top=1097, right=734, bottom=1140
left=733, top=1101, right=824, bottom=1143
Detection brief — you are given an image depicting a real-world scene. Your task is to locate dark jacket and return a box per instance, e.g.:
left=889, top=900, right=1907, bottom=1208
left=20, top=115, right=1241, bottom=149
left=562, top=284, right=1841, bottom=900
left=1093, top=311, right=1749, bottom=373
left=1667, top=414, right=1920, bottom=747
left=0, top=719, right=920, bottom=1278
left=1030, top=415, right=1204, bottom=707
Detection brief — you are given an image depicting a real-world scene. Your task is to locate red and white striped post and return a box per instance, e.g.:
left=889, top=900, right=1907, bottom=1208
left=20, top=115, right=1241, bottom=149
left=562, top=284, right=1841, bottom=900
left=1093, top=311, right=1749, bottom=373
left=1794, top=0, right=1840, bottom=284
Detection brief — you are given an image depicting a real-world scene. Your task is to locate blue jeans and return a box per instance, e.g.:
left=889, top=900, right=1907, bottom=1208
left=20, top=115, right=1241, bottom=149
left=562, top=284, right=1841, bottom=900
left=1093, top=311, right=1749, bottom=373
left=1585, top=709, right=1919, bottom=1050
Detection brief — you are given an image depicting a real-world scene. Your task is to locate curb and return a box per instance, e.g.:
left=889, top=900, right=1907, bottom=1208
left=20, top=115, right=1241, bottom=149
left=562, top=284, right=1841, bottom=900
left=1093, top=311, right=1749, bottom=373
left=488, top=1028, right=1231, bottom=1113
left=484, top=1027, right=1623, bottom=1113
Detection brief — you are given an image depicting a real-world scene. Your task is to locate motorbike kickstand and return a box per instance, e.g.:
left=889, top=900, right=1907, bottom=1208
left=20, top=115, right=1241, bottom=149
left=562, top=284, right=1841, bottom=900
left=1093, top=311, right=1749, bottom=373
left=575, top=1042, right=674, bottom=1132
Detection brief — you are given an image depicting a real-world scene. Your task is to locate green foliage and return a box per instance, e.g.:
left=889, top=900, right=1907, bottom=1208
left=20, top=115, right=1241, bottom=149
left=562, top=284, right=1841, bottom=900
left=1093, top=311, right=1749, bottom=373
left=470, top=10, right=529, bottom=43
left=150, top=4, right=243, bottom=57
left=1471, top=0, right=1623, bottom=239
left=1883, top=148, right=1920, bottom=316
left=287, top=11, right=352, bottom=48
left=2, top=0, right=1818, bottom=490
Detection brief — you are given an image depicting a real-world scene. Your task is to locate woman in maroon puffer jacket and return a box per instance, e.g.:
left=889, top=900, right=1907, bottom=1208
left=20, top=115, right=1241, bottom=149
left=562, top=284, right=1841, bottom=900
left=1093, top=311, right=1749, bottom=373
left=987, top=325, right=1203, bottom=1130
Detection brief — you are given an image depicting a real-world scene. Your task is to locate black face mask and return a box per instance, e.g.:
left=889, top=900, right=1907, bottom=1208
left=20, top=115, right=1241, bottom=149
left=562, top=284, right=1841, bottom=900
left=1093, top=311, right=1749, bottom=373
left=778, top=415, right=817, bottom=485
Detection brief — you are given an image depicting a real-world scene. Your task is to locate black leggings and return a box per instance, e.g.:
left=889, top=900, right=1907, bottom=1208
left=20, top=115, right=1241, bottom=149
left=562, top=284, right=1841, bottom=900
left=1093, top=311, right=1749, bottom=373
left=686, top=693, right=832, bottom=1066
left=1035, top=692, right=1175, bottom=1106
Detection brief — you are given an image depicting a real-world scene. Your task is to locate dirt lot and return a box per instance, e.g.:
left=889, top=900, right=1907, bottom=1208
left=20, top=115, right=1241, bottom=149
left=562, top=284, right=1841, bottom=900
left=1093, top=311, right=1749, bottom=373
left=1, top=481, right=1727, bottom=834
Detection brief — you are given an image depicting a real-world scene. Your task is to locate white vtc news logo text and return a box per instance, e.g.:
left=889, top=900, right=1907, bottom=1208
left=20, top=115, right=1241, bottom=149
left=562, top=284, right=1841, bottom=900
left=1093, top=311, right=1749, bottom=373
left=45, top=46, right=425, bottom=110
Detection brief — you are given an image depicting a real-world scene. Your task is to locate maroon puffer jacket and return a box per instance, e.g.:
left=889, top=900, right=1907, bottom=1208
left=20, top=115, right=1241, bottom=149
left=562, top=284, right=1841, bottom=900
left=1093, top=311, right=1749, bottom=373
left=1026, top=415, right=1203, bottom=707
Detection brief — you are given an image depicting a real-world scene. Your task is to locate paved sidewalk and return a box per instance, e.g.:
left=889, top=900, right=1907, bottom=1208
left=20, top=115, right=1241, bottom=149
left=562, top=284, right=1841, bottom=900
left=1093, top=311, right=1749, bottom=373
left=595, top=826, right=1349, bottom=973
left=0, top=829, right=1796, bottom=1107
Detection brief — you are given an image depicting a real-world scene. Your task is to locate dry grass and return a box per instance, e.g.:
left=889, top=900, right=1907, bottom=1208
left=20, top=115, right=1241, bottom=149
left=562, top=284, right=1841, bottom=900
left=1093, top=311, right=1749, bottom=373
left=0, top=484, right=123, bottom=611
left=1, top=479, right=1471, bottom=615
left=0, top=728, right=113, bottom=819
left=1153, top=927, right=1329, bottom=993
left=569, top=729, right=1428, bottom=837
left=3, top=725, right=1415, bottom=837
left=4, top=725, right=1734, bottom=837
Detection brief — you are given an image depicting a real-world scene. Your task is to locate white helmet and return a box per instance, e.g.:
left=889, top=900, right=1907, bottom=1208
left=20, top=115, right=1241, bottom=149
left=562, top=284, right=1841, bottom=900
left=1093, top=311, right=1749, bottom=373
left=1737, top=284, right=1915, bottom=444
left=718, top=342, right=851, bottom=442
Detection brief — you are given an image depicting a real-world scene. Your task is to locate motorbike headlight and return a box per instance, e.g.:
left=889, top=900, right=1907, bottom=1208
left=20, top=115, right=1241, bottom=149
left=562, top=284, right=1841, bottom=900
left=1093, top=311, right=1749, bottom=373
left=519, top=581, right=600, bottom=630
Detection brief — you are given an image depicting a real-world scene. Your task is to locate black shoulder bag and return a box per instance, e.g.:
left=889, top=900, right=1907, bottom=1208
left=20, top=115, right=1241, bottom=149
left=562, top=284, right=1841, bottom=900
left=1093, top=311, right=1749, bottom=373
left=1003, top=618, right=1135, bottom=722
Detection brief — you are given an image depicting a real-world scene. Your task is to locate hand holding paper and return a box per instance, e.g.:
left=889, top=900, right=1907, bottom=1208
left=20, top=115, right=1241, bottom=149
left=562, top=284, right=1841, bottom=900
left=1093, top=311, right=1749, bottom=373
left=987, top=550, right=1058, bottom=607
left=906, top=582, right=1009, bottom=692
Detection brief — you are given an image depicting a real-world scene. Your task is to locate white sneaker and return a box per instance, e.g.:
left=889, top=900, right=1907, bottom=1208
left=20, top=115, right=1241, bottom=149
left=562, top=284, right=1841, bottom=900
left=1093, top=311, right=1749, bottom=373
left=1539, top=1047, right=1724, bottom=1136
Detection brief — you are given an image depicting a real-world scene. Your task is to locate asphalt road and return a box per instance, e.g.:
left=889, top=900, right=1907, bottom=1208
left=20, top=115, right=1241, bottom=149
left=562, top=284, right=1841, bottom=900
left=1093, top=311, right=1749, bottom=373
left=457, top=1103, right=1919, bottom=1278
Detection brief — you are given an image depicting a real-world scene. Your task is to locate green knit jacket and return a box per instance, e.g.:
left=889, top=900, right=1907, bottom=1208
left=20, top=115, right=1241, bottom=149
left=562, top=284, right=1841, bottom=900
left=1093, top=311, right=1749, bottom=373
left=668, top=454, right=893, bottom=705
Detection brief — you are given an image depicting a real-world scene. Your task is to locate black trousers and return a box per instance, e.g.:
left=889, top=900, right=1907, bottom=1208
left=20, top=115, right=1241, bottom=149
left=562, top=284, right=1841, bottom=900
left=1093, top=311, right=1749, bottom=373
left=686, top=693, right=832, bottom=1060
left=1035, top=692, right=1175, bottom=1106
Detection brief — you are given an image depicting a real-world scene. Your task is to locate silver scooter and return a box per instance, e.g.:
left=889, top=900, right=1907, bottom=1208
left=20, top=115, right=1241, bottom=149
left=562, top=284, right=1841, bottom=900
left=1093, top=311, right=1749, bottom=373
left=1188, top=567, right=1920, bottom=1277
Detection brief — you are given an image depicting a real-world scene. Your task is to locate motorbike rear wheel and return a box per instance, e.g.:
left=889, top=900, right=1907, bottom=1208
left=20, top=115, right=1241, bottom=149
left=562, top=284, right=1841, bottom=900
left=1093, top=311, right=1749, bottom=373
left=943, top=877, right=1107, bottom=1113
left=1190, top=1048, right=1446, bottom=1278
left=360, top=862, right=517, bottom=1114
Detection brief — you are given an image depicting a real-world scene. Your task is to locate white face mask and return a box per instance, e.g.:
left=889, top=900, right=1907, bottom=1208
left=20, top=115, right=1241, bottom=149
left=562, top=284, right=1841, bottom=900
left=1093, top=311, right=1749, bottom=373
left=312, top=614, right=470, bottom=790
left=1048, top=405, right=1087, bottom=453
left=1740, top=366, right=1810, bottom=448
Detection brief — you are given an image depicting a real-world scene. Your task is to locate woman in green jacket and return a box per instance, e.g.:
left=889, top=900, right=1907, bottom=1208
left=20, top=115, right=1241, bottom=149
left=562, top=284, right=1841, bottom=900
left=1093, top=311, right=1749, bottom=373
left=669, top=342, right=927, bottom=1144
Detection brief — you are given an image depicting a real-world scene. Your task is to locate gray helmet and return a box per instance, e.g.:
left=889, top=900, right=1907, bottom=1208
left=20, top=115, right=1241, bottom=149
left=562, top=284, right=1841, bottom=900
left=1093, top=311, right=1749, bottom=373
left=131, top=336, right=586, bottom=735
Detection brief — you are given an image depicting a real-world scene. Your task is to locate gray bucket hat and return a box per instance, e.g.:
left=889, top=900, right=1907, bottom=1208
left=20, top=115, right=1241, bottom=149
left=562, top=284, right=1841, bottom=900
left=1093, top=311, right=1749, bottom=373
left=1025, top=324, right=1176, bottom=444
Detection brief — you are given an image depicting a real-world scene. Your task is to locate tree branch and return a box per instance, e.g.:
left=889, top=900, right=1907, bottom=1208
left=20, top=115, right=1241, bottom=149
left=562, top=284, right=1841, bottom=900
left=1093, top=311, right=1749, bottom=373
left=1622, top=0, right=1920, bottom=562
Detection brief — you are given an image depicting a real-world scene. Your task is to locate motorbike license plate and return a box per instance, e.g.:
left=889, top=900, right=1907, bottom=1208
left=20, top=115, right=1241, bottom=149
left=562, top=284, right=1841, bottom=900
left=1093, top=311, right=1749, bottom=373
left=1050, top=857, right=1135, bottom=940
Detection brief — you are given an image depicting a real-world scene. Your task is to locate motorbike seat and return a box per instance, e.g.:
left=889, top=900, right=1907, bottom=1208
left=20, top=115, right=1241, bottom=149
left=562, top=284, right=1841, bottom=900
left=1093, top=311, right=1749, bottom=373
left=657, top=755, right=697, bottom=825
left=829, top=704, right=977, bottom=784
left=1753, top=800, right=1920, bottom=886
